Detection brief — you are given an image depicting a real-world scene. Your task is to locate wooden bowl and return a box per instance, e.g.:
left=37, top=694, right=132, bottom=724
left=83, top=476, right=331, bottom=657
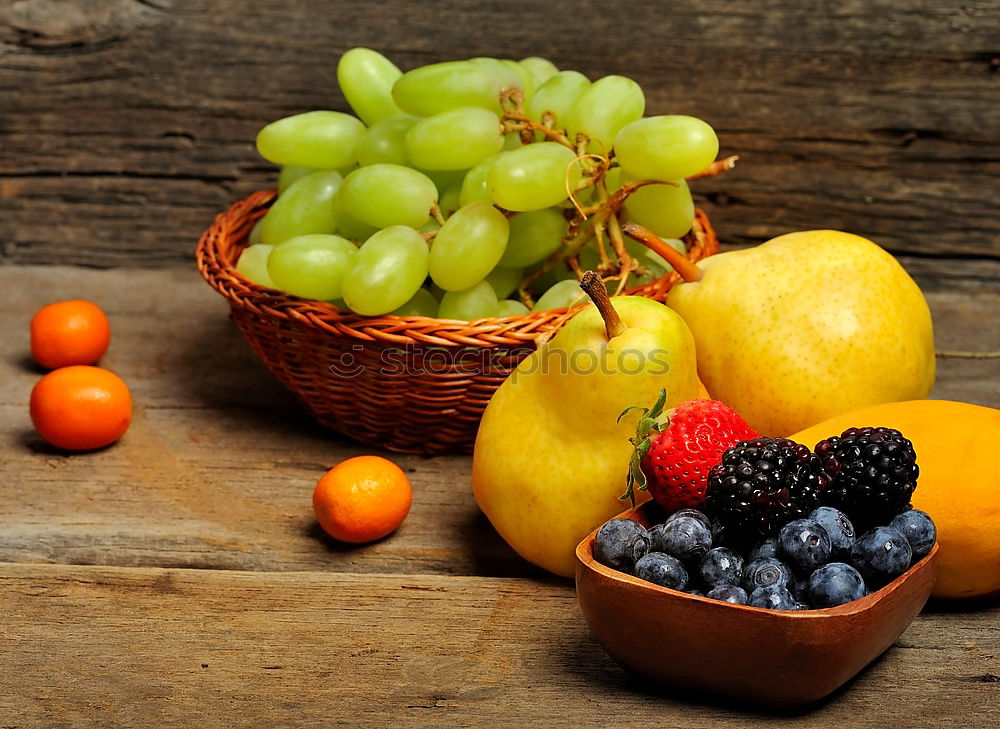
left=575, top=501, right=939, bottom=706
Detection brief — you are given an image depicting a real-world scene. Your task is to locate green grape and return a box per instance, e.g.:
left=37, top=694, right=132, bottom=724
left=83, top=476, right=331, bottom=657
left=604, top=166, right=623, bottom=192
left=531, top=260, right=576, bottom=292
left=404, top=107, right=503, bottom=170
left=502, top=132, right=523, bottom=150
left=500, top=207, right=567, bottom=266
left=438, top=184, right=462, bottom=217
left=532, top=278, right=585, bottom=311
left=615, top=115, right=719, bottom=181
left=278, top=165, right=316, bottom=194
left=501, top=59, right=535, bottom=97
left=342, top=226, right=429, bottom=316
left=356, top=116, right=416, bottom=167
left=438, top=280, right=499, bottom=321
left=389, top=287, right=439, bottom=317
left=236, top=243, right=275, bottom=287
left=429, top=202, right=509, bottom=291
left=332, top=192, right=378, bottom=240
left=496, top=299, right=530, bottom=317
left=419, top=219, right=441, bottom=235
left=623, top=174, right=695, bottom=238
left=485, top=266, right=523, bottom=298
left=336, top=47, right=404, bottom=125
left=519, top=57, right=559, bottom=86
left=266, top=234, right=358, bottom=300
left=427, top=281, right=447, bottom=300
left=566, top=76, right=645, bottom=154
left=469, top=57, right=523, bottom=91
left=420, top=168, right=467, bottom=194
left=260, top=170, right=342, bottom=245
left=459, top=152, right=505, bottom=207
left=247, top=220, right=263, bottom=246
left=339, top=164, right=438, bottom=229
left=256, top=111, right=365, bottom=169
left=576, top=242, right=600, bottom=273
left=392, top=61, right=501, bottom=116
left=526, top=71, right=590, bottom=127
left=487, top=142, right=580, bottom=211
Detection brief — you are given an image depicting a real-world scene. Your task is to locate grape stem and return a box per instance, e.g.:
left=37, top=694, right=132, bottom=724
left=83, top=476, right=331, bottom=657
left=500, top=111, right=576, bottom=149
left=688, top=155, right=739, bottom=180
left=622, top=222, right=703, bottom=282
left=429, top=203, right=446, bottom=226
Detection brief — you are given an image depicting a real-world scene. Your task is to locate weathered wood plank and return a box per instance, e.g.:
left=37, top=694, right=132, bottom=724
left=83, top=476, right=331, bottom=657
left=0, top=0, right=997, bottom=266
left=0, top=563, right=997, bottom=728
left=0, top=266, right=996, bottom=574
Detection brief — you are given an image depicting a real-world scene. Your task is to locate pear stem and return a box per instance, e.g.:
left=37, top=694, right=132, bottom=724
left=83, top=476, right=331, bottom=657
left=580, top=270, right=626, bottom=339
left=622, top=222, right=704, bottom=283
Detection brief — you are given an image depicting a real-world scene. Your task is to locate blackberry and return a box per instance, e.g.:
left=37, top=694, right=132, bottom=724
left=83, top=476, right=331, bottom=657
left=815, top=427, right=918, bottom=527
left=704, top=437, right=829, bottom=547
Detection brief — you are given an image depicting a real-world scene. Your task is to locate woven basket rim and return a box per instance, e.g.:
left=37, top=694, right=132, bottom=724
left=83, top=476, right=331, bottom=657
left=195, top=189, right=718, bottom=349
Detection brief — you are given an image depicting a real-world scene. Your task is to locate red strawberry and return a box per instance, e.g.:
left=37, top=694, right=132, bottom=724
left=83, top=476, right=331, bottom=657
left=620, top=393, right=758, bottom=512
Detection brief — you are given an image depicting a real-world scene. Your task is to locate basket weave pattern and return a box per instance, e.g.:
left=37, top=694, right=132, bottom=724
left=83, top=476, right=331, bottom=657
left=196, top=190, right=719, bottom=454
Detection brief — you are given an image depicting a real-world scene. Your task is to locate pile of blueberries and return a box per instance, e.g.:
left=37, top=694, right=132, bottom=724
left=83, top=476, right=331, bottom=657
left=592, top=506, right=936, bottom=609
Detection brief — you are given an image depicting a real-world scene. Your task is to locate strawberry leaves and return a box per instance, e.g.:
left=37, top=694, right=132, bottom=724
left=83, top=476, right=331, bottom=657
left=618, top=388, right=671, bottom=506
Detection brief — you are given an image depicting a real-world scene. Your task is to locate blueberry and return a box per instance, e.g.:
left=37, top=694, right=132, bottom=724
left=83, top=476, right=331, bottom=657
left=707, top=584, right=748, bottom=605
left=851, top=526, right=913, bottom=586
left=748, top=537, right=780, bottom=562
left=593, top=518, right=650, bottom=572
left=687, top=589, right=706, bottom=597
left=748, top=585, right=799, bottom=610
left=666, top=508, right=712, bottom=530
left=699, top=547, right=744, bottom=588
left=634, top=552, right=689, bottom=590
left=889, top=509, right=936, bottom=559
left=742, top=557, right=794, bottom=592
left=647, top=523, right=666, bottom=550
left=792, top=577, right=810, bottom=602
left=808, top=562, right=867, bottom=608
left=810, top=506, right=856, bottom=558
left=657, top=516, right=713, bottom=563
left=778, top=519, right=832, bottom=574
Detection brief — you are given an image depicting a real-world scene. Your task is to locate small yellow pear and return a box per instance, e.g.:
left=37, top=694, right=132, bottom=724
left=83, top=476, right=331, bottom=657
left=472, top=274, right=702, bottom=577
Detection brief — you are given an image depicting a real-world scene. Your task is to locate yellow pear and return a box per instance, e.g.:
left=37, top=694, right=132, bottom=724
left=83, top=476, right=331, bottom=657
left=472, top=273, right=702, bottom=577
left=625, top=226, right=935, bottom=436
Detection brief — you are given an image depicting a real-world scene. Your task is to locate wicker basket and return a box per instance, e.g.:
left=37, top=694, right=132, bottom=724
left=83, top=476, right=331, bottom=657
left=195, top=190, right=719, bottom=454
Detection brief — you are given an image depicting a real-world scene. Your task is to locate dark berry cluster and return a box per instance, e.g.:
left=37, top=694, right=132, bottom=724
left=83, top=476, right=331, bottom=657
left=593, top=505, right=936, bottom=611
left=593, top=424, right=936, bottom=611
left=815, top=427, right=918, bottom=528
left=703, top=437, right=829, bottom=547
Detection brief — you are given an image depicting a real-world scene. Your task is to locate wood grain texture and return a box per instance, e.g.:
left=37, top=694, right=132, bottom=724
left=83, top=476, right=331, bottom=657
left=0, top=0, right=997, bottom=267
left=1, top=563, right=998, bottom=728
left=0, top=266, right=996, bottom=574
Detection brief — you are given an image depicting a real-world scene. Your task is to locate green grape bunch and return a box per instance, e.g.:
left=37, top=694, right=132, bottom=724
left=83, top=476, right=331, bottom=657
left=240, top=48, right=734, bottom=321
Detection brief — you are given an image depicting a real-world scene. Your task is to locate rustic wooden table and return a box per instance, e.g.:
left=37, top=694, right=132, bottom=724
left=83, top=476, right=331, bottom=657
left=1, top=1, right=998, bottom=727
